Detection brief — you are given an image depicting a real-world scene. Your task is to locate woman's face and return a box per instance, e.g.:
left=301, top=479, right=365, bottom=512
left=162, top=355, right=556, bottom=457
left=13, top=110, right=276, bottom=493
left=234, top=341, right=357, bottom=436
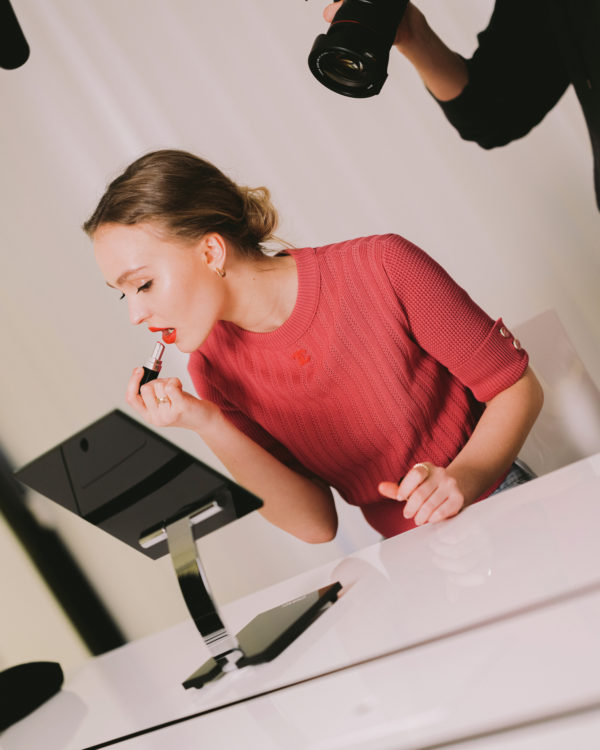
left=94, top=222, right=226, bottom=353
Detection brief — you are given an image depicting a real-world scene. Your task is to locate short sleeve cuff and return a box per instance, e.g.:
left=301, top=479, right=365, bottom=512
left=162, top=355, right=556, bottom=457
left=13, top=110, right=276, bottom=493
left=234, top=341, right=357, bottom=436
left=451, top=318, right=529, bottom=402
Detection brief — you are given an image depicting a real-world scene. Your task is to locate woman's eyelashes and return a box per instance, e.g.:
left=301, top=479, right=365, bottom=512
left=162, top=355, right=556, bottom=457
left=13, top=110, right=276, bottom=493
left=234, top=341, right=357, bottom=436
left=118, top=280, right=153, bottom=301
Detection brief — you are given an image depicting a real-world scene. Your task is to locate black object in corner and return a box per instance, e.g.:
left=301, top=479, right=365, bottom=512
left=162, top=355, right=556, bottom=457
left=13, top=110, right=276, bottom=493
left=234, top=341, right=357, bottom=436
left=0, top=0, right=30, bottom=69
left=0, top=448, right=125, bottom=655
left=0, top=661, right=63, bottom=731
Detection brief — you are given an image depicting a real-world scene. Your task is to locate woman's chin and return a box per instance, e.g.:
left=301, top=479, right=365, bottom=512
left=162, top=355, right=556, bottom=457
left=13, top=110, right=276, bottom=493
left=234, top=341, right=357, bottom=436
left=175, top=339, right=197, bottom=354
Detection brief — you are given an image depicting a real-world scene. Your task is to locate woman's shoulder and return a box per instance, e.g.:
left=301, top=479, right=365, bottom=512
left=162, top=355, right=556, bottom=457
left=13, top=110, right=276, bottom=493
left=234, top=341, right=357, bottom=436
left=312, top=233, right=415, bottom=253
left=311, top=233, right=425, bottom=267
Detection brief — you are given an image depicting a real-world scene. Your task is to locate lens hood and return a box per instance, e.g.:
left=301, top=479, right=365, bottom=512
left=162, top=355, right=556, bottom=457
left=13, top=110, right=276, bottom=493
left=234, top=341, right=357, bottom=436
left=309, top=26, right=389, bottom=98
left=308, top=0, right=409, bottom=98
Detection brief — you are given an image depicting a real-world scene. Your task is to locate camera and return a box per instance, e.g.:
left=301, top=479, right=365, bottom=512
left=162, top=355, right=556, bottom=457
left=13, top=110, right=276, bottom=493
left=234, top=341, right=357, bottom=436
left=308, top=0, right=409, bottom=98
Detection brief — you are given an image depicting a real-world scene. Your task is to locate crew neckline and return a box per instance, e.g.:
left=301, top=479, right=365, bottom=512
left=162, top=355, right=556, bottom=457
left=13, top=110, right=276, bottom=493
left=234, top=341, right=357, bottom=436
left=222, top=247, right=320, bottom=349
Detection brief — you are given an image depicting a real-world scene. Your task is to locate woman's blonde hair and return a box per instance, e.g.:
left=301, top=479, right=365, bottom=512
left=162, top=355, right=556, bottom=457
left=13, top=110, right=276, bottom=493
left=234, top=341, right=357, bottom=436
left=83, top=149, right=280, bottom=256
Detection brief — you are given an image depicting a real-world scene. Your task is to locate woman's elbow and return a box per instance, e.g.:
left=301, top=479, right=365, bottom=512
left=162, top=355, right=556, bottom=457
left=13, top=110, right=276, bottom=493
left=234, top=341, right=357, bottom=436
left=528, top=369, right=545, bottom=419
left=535, top=380, right=544, bottom=416
left=303, top=517, right=338, bottom=544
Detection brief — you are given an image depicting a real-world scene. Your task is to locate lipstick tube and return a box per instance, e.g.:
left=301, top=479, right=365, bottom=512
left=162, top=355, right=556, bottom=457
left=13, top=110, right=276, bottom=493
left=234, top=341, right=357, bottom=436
left=138, top=341, right=165, bottom=393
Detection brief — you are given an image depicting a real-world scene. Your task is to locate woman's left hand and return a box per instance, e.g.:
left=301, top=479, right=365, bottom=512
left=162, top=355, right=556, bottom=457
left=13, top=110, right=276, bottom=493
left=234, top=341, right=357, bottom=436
left=378, top=462, right=466, bottom=526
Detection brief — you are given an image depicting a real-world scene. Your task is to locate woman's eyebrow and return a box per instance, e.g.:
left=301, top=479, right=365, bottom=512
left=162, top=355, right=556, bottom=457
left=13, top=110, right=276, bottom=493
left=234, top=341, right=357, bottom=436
left=105, top=266, right=148, bottom=288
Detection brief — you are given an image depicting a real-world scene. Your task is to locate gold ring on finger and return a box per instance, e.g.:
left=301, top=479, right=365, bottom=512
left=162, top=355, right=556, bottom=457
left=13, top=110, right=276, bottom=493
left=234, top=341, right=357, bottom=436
left=412, top=462, right=430, bottom=480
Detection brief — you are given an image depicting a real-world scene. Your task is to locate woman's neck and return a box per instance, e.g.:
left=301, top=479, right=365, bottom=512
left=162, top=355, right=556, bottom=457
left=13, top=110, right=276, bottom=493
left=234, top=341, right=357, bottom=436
left=223, top=252, right=298, bottom=333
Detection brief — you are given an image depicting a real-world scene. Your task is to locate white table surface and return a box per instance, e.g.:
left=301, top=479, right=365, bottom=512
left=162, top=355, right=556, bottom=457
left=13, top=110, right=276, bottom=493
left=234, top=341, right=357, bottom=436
left=2, top=454, right=600, bottom=749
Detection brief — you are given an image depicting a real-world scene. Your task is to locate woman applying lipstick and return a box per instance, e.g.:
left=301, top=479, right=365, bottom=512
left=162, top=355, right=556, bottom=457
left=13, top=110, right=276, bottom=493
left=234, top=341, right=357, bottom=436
left=85, top=149, right=542, bottom=543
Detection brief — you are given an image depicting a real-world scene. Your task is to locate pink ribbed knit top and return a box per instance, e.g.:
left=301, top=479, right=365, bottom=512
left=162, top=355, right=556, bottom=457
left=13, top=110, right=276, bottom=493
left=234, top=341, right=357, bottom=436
left=188, top=234, right=528, bottom=537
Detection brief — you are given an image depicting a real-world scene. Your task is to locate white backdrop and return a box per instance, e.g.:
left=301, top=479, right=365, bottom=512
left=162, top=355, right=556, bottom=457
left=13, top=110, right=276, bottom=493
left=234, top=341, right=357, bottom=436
left=1, top=0, right=599, bottom=674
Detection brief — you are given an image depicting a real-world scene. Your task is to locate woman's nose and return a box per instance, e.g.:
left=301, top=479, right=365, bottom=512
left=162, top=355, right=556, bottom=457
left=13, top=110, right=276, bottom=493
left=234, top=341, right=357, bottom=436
left=128, top=299, right=151, bottom=326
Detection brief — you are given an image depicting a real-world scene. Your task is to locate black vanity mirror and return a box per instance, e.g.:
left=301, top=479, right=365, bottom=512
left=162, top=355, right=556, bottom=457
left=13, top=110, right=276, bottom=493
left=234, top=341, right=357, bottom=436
left=15, top=410, right=341, bottom=688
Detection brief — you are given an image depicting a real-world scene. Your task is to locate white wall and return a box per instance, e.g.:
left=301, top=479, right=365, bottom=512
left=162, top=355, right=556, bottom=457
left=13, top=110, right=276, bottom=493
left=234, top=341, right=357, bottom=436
left=1, top=0, right=599, bottom=676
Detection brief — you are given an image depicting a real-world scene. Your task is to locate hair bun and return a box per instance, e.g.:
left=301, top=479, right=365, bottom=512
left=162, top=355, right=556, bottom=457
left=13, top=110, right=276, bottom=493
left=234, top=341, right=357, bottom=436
left=238, top=185, right=279, bottom=246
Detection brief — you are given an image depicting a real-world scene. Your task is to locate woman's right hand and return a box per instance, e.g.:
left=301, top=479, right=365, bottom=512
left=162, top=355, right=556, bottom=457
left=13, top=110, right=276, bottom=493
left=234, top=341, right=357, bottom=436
left=126, top=368, right=221, bottom=433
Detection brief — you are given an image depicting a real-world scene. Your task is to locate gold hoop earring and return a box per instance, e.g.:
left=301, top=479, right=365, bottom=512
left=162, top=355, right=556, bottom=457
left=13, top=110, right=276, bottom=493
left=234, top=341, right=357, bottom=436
left=215, top=267, right=226, bottom=278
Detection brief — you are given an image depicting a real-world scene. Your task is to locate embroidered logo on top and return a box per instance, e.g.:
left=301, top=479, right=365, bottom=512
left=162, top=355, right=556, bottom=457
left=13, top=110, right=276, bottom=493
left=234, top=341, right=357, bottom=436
left=291, top=349, right=311, bottom=366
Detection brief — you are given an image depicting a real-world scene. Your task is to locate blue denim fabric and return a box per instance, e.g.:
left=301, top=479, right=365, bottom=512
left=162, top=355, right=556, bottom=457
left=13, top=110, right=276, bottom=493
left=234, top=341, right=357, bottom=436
left=492, top=459, right=536, bottom=495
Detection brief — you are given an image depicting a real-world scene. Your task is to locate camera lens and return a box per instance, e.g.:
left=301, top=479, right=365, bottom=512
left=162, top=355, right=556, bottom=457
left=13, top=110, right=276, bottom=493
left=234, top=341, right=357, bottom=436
left=308, top=0, right=408, bottom=99
left=330, top=55, right=364, bottom=80
left=309, top=28, right=384, bottom=98
left=319, top=50, right=371, bottom=89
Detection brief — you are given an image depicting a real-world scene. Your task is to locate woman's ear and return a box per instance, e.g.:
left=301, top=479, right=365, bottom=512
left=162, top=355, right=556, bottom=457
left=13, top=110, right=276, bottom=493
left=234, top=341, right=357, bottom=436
left=200, top=232, right=228, bottom=272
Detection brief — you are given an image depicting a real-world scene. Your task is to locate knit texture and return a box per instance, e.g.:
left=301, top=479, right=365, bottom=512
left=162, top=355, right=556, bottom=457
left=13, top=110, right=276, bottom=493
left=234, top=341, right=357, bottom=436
left=188, top=234, right=528, bottom=537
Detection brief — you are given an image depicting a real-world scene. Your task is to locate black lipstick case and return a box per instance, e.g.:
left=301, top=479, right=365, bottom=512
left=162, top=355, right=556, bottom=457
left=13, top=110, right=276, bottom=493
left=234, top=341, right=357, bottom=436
left=138, top=341, right=165, bottom=393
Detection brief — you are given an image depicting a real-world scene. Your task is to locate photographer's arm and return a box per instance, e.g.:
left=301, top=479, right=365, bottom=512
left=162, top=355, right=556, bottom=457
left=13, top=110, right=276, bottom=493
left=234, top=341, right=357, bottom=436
left=390, top=4, right=469, bottom=101
left=324, top=1, right=569, bottom=145
left=323, top=2, right=468, bottom=101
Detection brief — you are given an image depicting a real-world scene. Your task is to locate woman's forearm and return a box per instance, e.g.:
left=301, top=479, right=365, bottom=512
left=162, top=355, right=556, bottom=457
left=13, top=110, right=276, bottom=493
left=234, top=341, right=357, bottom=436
left=445, top=367, right=544, bottom=503
left=197, top=411, right=338, bottom=544
left=127, top=372, right=337, bottom=544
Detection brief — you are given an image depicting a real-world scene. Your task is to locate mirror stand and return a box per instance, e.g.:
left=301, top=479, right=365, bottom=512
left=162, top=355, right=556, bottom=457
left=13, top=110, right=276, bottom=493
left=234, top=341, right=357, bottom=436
left=143, top=500, right=342, bottom=689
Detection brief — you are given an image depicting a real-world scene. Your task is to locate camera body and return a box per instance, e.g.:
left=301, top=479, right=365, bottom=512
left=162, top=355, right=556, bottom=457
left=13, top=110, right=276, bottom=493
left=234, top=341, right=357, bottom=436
left=308, top=0, right=409, bottom=98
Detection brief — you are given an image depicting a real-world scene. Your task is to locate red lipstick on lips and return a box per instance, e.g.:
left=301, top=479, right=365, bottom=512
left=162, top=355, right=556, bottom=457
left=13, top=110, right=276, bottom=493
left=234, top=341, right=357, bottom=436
left=148, top=326, right=176, bottom=344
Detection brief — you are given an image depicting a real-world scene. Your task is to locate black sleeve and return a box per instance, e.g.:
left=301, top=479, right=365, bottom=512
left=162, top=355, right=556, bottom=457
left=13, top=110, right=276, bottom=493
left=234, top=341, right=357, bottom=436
left=435, top=0, right=570, bottom=148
